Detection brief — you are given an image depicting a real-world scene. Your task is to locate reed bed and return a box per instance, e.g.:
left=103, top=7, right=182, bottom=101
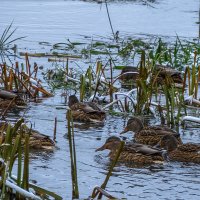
left=1, top=21, right=200, bottom=199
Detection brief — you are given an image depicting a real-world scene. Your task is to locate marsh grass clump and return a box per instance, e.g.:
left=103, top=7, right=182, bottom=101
left=0, top=56, right=52, bottom=118
left=0, top=118, right=61, bottom=199
left=0, top=22, right=25, bottom=63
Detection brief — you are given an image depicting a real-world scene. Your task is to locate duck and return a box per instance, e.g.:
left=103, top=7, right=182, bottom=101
left=21, top=124, right=55, bottom=150
left=155, top=65, right=183, bottom=85
left=120, top=117, right=182, bottom=146
left=158, top=134, right=200, bottom=163
left=0, top=122, right=55, bottom=151
left=96, top=136, right=165, bottom=165
left=119, top=65, right=183, bottom=86
left=119, top=66, right=139, bottom=82
left=68, top=95, right=106, bottom=123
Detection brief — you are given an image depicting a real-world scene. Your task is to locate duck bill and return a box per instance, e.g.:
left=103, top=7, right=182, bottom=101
left=95, top=144, right=106, bottom=152
left=119, top=127, right=128, bottom=135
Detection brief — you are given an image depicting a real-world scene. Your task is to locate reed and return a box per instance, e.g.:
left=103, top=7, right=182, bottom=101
left=0, top=119, right=62, bottom=199
left=80, top=74, right=86, bottom=102
left=54, top=117, right=57, bottom=142
left=0, top=22, right=25, bottom=62
left=91, top=140, right=124, bottom=199
left=67, top=110, right=79, bottom=199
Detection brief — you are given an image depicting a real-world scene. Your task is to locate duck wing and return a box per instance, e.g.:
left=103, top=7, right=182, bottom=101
left=135, top=127, right=181, bottom=146
left=87, top=102, right=102, bottom=111
left=177, top=143, right=200, bottom=152
left=71, top=102, right=105, bottom=114
left=145, top=125, right=177, bottom=133
left=85, top=102, right=105, bottom=114
left=124, top=142, right=163, bottom=156
left=137, top=129, right=170, bottom=137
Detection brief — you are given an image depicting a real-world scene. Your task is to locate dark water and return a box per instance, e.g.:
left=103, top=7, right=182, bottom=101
left=1, top=0, right=200, bottom=199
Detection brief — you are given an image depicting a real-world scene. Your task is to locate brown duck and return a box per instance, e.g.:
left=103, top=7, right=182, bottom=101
left=68, top=95, right=106, bottom=123
left=96, top=136, right=165, bottom=164
left=155, top=65, right=183, bottom=85
left=120, top=117, right=182, bottom=146
left=119, top=66, right=139, bottom=82
left=0, top=122, right=55, bottom=151
left=158, top=134, right=200, bottom=163
left=119, top=65, right=183, bottom=85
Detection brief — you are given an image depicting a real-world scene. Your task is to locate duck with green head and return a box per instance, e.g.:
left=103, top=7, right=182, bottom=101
left=157, top=134, right=200, bottom=163
left=96, top=136, right=166, bottom=165
left=68, top=95, right=106, bottom=123
left=120, top=117, right=182, bottom=146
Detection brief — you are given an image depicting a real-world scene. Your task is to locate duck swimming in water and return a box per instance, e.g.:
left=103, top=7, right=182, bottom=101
left=157, top=134, right=200, bottom=163
left=96, top=136, right=166, bottom=165
left=68, top=95, right=106, bottom=123
left=119, top=65, right=183, bottom=86
left=0, top=122, right=55, bottom=151
left=120, top=117, right=182, bottom=146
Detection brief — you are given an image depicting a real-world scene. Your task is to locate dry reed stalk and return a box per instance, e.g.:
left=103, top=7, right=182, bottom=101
left=25, top=53, right=31, bottom=76
left=3, top=63, right=8, bottom=90
left=1, top=97, right=16, bottom=119
left=8, top=69, right=13, bottom=91
left=13, top=73, right=34, bottom=98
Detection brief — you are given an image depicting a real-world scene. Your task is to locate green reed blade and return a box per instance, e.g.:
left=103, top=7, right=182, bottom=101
left=97, top=141, right=124, bottom=199
left=8, top=135, right=20, bottom=176
left=22, top=134, right=29, bottom=190
left=67, top=110, right=79, bottom=199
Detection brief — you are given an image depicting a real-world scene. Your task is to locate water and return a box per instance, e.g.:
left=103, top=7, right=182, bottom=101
left=1, top=0, right=200, bottom=199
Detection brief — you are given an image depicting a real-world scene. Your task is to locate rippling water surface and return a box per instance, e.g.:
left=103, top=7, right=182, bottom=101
left=1, top=0, right=200, bottom=199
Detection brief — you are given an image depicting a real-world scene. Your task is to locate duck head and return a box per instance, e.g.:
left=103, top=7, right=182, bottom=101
left=120, top=117, right=144, bottom=134
left=96, top=136, right=121, bottom=152
left=158, top=134, right=178, bottom=152
left=68, top=95, right=79, bottom=107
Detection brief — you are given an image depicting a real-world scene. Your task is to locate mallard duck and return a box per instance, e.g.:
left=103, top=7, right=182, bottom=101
left=0, top=122, right=55, bottom=151
left=96, top=136, right=165, bottom=164
left=22, top=125, right=55, bottom=151
left=68, top=95, right=106, bottom=123
left=120, top=66, right=139, bottom=82
left=155, top=65, right=183, bottom=85
left=158, top=134, right=200, bottom=163
left=119, top=65, right=183, bottom=86
left=120, top=117, right=182, bottom=146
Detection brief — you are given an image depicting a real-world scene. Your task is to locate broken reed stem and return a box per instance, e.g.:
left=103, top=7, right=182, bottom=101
left=67, top=110, right=79, bottom=199
left=1, top=97, right=16, bottom=119
left=13, top=73, right=34, bottom=98
left=9, top=69, right=13, bottom=91
left=25, top=53, right=31, bottom=76
left=53, top=117, right=57, bottom=142
left=66, top=58, right=69, bottom=76
left=3, top=63, right=8, bottom=90
left=91, top=186, right=117, bottom=200
left=29, top=62, right=38, bottom=78
left=97, top=141, right=124, bottom=199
